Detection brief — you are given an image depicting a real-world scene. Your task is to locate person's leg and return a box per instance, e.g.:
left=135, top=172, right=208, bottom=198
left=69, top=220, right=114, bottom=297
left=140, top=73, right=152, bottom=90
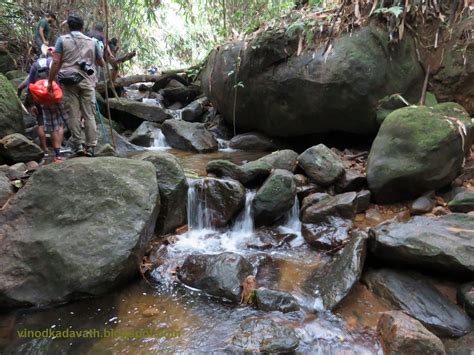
left=62, top=85, right=84, bottom=153
left=35, top=106, right=48, bottom=152
left=78, top=80, right=97, bottom=156
left=45, top=105, right=66, bottom=162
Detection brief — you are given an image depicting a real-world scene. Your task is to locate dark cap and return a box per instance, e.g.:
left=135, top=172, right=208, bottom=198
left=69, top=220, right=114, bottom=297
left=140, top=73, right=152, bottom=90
left=67, top=15, right=84, bottom=31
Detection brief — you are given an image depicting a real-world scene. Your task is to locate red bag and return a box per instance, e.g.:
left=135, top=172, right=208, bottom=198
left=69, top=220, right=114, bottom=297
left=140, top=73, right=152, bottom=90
left=29, top=79, right=63, bottom=106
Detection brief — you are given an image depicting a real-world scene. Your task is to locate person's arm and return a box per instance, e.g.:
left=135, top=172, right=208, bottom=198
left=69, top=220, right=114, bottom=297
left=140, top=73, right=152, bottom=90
left=17, top=76, right=29, bottom=97
left=38, top=22, right=48, bottom=45
left=47, top=38, right=63, bottom=93
left=106, top=45, right=115, bottom=61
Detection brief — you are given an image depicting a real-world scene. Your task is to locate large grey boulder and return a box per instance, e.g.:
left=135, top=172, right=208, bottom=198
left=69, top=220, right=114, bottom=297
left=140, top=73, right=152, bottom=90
left=252, top=169, right=296, bottom=226
left=161, top=120, right=218, bottom=153
left=0, top=157, right=160, bottom=308
left=367, top=103, right=473, bottom=203
left=178, top=252, right=252, bottom=303
left=302, top=232, right=367, bottom=310
left=377, top=311, right=446, bottom=355
left=201, top=24, right=422, bottom=138
left=297, top=144, right=345, bottom=186
left=134, top=151, right=188, bottom=234
left=363, top=269, right=472, bottom=337
left=108, top=98, right=172, bottom=129
left=229, top=132, right=288, bottom=152
left=0, top=53, right=15, bottom=74
left=189, top=178, right=245, bottom=228
left=206, top=159, right=272, bottom=187
left=181, top=96, right=209, bottom=122
left=257, top=149, right=299, bottom=172
left=0, top=74, right=24, bottom=139
left=0, top=133, right=44, bottom=163
left=301, top=192, right=357, bottom=224
left=129, top=121, right=161, bottom=147
left=369, top=214, right=474, bottom=277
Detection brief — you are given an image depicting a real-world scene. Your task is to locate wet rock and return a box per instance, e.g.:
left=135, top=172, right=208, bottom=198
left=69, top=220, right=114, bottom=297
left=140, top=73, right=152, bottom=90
left=410, top=194, right=435, bottom=215
left=303, top=232, right=367, bottom=310
left=377, top=311, right=446, bottom=355
left=181, top=97, right=209, bottom=122
left=95, top=143, right=118, bottom=157
left=301, top=192, right=330, bottom=215
left=134, top=151, right=188, bottom=234
left=302, top=217, right=352, bottom=251
left=178, top=252, right=252, bottom=303
left=297, top=184, right=323, bottom=203
left=355, top=190, right=371, bottom=213
left=457, top=283, right=474, bottom=318
left=367, top=103, right=473, bottom=203
left=448, top=191, right=474, bottom=213
left=206, top=159, right=272, bottom=187
left=335, top=170, right=367, bottom=193
left=298, top=144, right=345, bottom=186
left=5, top=70, right=27, bottom=80
left=0, top=53, right=16, bottom=74
left=251, top=254, right=279, bottom=289
left=293, top=174, right=308, bottom=186
left=0, top=75, right=24, bottom=139
left=253, top=169, right=296, bottom=226
left=0, top=157, right=160, bottom=308
left=255, top=288, right=299, bottom=313
left=231, top=317, right=299, bottom=352
left=207, top=114, right=233, bottom=140
left=0, top=163, right=26, bottom=180
left=96, top=122, right=143, bottom=154
left=365, top=208, right=384, bottom=224
left=192, top=178, right=245, bottom=228
left=363, top=269, right=472, bottom=337
left=0, top=133, right=44, bottom=163
left=301, top=192, right=357, bottom=224
left=108, top=98, right=172, bottom=129
left=129, top=121, right=161, bottom=147
left=0, top=172, right=13, bottom=206
left=250, top=228, right=297, bottom=250
left=160, top=81, right=200, bottom=105
left=202, top=24, right=423, bottom=138
left=370, top=214, right=474, bottom=277
left=257, top=149, right=299, bottom=172
left=229, top=132, right=288, bottom=152
left=162, top=120, right=218, bottom=153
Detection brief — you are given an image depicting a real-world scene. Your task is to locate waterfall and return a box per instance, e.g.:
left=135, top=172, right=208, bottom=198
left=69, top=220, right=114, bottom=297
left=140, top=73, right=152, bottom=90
left=172, top=110, right=183, bottom=120
left=230, top=190, right=256, bottom=236
left=278, top=195, right=303, bottom=244
left=149, top=128, right=170, bottom=150
left=187, top=180, right=214, bottom=231
left=216, top=138, right=236, bottom=152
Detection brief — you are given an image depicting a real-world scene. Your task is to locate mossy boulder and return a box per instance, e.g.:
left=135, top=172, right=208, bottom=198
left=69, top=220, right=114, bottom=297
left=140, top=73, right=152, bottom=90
left=206, top=159, right=272, bottom=187
left=0, top=53, right=15, bottom=74
left=252, top=169, right=296, bottom=226
left=0, top=74, right=24, bottom=139
left=202, top=24, right=422, bottom=138
left=0, top=157, right=160, bottom=308
left=367, top=103, right=472, bottom=203
left=134, top=151, right=188, bottom=234
left=297, top=144, right=345, bottom=186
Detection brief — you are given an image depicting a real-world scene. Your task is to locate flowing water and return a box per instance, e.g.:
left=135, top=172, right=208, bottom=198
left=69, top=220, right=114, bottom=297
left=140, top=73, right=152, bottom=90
left=148, top=128, right=171, bottom=150
left=0, top=150, right=383, bottom=354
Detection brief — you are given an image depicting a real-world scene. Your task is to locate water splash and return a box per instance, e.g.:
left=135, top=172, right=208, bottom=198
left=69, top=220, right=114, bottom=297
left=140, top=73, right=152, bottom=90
left=230, top=190, right=256, bottom=236
left=217, top=138, right=237, bottom=152
left=148, top=128, right=170, bottom=150
left=278, top=195, right=304, bottom=247
left=171, top=110, right=183, bottom=120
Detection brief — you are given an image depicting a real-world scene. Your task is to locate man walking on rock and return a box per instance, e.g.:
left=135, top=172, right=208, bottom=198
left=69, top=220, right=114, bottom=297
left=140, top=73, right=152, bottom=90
left=34, top=12, right=56, bottom=56
left=47, top=15, right=104, bottom=157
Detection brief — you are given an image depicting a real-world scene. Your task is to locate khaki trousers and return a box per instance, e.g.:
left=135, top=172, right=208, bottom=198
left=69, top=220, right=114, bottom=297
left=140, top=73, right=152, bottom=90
left=63, top=80, right=97, bottom=147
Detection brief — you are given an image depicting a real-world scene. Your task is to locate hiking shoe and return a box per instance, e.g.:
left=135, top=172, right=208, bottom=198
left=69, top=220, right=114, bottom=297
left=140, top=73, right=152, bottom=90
left=52, top=156, right=64, bottom=163
left=73, top=145, right=85, bottom=155
left=85, top=146, right=95, bottom=157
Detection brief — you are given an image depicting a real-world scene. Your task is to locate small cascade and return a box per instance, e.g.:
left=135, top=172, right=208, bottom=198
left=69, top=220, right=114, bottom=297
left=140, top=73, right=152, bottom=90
left=142, top=98, right=164, bottom=108
left=187, top=180, right=213, bottom=231
left=230, top=190, right=256, bottom=237
left=171, top=109, right=183, bottom=120
left=149, top=128, right=170, bottom=150
left=279, top=195, right=304, bottom=245
left=217, top=138, right=236, bottom=152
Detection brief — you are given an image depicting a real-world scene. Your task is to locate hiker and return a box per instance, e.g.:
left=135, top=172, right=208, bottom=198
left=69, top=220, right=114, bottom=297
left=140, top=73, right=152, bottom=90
left=34, top=12, right=57, bottom=56
left=47, top=15, right=104, bottom=157
left=17, top=47, right=67, bottom=162
left=107, top=37, right=120, bottom=82
left=87, top=23, right=115, bottom=61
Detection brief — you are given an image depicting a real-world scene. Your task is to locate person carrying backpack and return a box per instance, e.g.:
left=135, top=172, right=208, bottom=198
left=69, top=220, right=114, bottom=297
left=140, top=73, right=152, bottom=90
left=18, top=47, right=67, bottom=162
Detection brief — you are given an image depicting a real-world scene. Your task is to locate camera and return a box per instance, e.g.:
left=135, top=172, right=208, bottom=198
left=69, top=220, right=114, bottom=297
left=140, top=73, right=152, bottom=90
left=77, top=60, right=95, bottom=76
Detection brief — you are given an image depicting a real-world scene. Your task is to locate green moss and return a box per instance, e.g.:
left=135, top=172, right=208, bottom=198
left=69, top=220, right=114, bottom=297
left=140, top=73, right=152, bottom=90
left=0, top=74, right=24, bottom=137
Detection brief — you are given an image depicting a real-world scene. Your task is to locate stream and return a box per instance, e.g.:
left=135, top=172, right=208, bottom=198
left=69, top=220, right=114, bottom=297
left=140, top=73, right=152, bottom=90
left=0, top=150, right=386, bottom=354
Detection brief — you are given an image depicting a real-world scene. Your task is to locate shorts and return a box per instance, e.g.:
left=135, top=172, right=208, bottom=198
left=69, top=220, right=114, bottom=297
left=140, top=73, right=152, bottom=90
left=41, top=103, right=68, bottom=133
left=36, top=105, right=44, bottom=126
